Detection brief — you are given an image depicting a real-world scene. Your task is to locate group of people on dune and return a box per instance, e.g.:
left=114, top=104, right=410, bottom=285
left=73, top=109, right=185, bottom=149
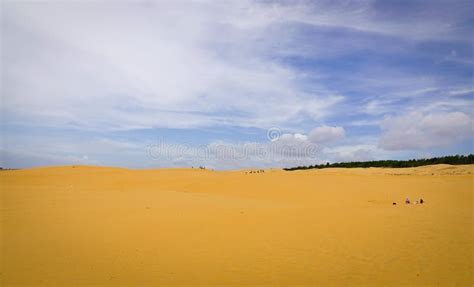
left=245, top=170, right=265, bottom=174
left=405, top=198, right=424, bottom=204
left=393, top=198, right=424, bottom=205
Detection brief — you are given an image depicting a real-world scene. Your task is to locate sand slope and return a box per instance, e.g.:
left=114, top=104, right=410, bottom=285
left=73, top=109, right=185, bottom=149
left=1, top=165, right=473, bottom=286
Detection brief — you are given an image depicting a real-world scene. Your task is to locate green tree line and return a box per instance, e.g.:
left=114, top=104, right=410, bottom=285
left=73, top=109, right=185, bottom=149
left=283, top=154, right=474, bottom=171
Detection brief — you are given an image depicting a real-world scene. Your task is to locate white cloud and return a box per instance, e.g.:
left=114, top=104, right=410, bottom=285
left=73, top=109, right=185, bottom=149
left=1, top=123, right=348, bottom=169
left=0, top=149, right=99, bottom=168
left=363, top=100, right=392, bottom=115
left=448, top=88, right=474, bottom=97
left=4, top=1, right=467, bottom=132
left=379, top=112, right=474, bottom=150
left=218, top=0, right=469, bottom=42
left=147, top=125, right=346, bottom=169
left=308, top=126, right=345, bottom=144
left=325, top=146, right=375, bottom=163
left=1, top=1, right=344, bottom=131
left=321, top=143, right=407, bottom=163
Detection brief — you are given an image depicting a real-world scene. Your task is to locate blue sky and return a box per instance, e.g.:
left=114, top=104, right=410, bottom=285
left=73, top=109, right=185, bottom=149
left=1, top=0, right=473, bottom=169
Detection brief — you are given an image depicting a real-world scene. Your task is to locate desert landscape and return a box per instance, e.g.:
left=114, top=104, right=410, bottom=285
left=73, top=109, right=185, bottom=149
left=2, top=1, right=474, bottom=286
left=1, top=164, right=472, bottom=286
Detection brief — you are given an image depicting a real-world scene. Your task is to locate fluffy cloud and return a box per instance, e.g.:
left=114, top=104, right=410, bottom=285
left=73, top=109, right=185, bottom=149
left=379, top=112, right=473, bottom=150
left=308, top=126, right=345, bottom=144
left=4, top=1, right=470, bottom=132
left=146, top=125, right=347, bottom=169
left=1, top=1, right=345, bottom=131
left=0, top=149, right=98, bottom=168
left=323, top=144, right=377, bottom=163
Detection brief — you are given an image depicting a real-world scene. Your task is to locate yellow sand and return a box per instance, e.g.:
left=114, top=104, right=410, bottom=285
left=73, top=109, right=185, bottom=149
left=1, top=164, right=473, bottom=286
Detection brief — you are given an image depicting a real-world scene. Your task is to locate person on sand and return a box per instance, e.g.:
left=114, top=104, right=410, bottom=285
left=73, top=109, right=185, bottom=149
left=420, top=198, right=424, bottom=204
left=405, top=198, right=410, bottom=204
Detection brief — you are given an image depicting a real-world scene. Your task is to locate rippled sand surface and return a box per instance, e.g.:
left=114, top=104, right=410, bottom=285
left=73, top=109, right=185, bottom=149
left=1, top=165, right=473, bottom=286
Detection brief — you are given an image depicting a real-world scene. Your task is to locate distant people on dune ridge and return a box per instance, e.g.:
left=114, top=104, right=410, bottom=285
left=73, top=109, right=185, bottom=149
left=401, top=198, right=424, bottom=205
left=245, top=169, right=265, bottom=174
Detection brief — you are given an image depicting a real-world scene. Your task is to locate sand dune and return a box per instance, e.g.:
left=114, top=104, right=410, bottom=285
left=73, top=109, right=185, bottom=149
left=1, top=165, right=473, bottom=286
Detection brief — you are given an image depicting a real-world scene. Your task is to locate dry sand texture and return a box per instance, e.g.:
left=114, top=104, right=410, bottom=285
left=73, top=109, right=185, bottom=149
left=1, top=164, right=473, bottom=286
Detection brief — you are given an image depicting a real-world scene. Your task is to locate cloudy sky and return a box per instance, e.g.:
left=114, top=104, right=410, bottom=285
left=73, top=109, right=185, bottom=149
left=1, top=0, right=473, bottom=169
